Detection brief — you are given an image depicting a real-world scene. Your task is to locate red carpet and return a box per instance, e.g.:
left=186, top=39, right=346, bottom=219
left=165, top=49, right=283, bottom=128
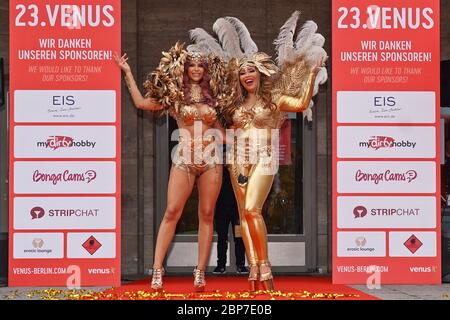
left=93, top=276, right=379, bottom=300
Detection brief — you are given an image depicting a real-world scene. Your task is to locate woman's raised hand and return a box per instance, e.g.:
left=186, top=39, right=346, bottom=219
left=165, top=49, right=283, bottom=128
left=312, top=56, right=327, bottom=74
left=113, top=52, right=132, bottom=74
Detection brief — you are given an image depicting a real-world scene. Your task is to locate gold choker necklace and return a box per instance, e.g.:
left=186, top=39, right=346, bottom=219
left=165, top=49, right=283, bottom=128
left=190, top=84, right=203, bottom=103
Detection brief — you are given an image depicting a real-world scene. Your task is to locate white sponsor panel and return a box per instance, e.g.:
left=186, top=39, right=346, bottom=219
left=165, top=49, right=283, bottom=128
left=14, top=126, right=116, bottom=158
left=14, top=90, right=116, bottom=123
left=337, top=91, right=435, bottom=123
left=337, top=196, right=436, bottom=229
left=337, top=232, right=386, bottom=257
left=67, top=232, right=116, bottom=258
left=389, top=232, right=436, bottom=257
left=337, top=126, right=436, bottom=158
left=13, top=233, right=64, bottom=259
left=337, top=161, right=436, bottom=193
left=14, top=161, right=116, bottom=194
left=14, top=197, right=116, bottom=230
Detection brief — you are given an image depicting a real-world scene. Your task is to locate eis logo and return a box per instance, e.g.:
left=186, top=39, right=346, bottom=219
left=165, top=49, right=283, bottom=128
left=37, top=136, right=96, bottom=150
left=359, top=136, right=416, bottom=150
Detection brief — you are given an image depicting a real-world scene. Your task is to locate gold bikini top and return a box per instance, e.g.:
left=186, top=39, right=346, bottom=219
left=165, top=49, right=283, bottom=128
left=171, top=104, right=218, bottom=127
left=232, top=100, right=285, bottom=129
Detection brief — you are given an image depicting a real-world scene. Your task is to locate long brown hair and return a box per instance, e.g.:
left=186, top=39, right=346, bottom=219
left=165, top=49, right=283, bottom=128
left=182, top=58, right=216, bottom=107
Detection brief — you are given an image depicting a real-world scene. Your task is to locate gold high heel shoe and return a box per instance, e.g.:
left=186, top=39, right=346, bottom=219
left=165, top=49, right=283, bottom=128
left=193, top=267, right=206, bottom=292
left=151, top=267, right=164, bottom=291
left=248, top=264, right=259, bottom=292
left=259, top=262, right=274, bottom=291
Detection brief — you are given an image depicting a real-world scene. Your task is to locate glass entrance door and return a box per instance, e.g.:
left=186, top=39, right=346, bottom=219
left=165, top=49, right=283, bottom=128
left=155, top=113, right=316, bottom=273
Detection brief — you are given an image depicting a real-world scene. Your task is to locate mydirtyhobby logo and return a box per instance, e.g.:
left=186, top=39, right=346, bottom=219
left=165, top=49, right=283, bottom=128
left=353, top=206, right=420, bottom=218
left=36, top=136, right=96, bottom=150
left=355, top=169, right=417, bottom=185
left=359, top=136, right=416, bottom=150
left=32, top=169, right=97, bottom=185
left=30, top=206, right=45, bottom=219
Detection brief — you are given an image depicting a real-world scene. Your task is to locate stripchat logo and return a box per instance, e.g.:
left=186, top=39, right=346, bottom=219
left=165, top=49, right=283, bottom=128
left=353, top=206, right=368, bottom=218
left=30, top=207, right=45, bottom=219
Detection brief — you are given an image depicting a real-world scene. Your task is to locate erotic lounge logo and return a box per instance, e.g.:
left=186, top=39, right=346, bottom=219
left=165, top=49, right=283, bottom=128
left=355, top=169, right=417, bottom=185
left=36, top=136, right=97, bottom=150
left=355, top=237, right=367, bottom=247
left=359, top=136, right=417, bottom=150
left=32, top=238, right=44, bottom=249
left=32, top=169, right=97, bottom=185
left=30, top=206, right=45, bottom=219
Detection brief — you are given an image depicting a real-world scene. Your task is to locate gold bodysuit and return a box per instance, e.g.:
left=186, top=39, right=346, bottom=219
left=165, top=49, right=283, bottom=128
left=170, top=103, right=220, bottom=177
left=227, top=71, right=317, bottom=267
left=227, top=100, right=284, bottom=265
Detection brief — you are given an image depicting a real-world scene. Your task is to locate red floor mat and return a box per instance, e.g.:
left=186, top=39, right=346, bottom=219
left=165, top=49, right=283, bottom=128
left=94, top=276, right=379, bottom=300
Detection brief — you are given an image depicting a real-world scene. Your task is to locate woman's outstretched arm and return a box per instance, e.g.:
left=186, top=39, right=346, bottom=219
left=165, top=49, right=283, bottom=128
left=114, top=52, right=163, bottom=111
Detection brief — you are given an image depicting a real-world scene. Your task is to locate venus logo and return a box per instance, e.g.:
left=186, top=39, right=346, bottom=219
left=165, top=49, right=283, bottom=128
left=30, top=207, right=45, bottom=219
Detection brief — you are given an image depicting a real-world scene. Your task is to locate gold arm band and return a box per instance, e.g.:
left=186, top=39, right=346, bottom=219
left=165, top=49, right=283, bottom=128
left=277, top=71, right=317, bottom=113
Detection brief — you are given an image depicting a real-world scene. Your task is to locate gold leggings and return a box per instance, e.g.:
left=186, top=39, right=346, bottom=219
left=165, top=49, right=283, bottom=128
left=228, top=162, right=274, bottom=265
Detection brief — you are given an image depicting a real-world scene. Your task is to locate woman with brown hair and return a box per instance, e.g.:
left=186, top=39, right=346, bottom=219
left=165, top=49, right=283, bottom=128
left=114, top=44, right=228, bottom=291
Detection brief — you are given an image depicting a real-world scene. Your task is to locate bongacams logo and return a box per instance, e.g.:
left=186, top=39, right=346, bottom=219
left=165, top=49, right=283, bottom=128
left=36, top=136, right=96, bottom=150
left=359, top=136, right=417, bottom=150
left=355, top=169, right=417, bottom=185
left=32, top=170, right=97, bottom=185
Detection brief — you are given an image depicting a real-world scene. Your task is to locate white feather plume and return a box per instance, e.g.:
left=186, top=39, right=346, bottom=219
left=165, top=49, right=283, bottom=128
left=316, top=67, right=328, bottom=85
left=303, top=67, right=327, bottom=121
left=274, top=10, right=300, bottom=65
left=304, top=47, right=327, bottom=66
left=294, top=20, right=318, bottom=54
left=189, top=28, right=225, bottom=58
left=224, top=16, right=258, bottom=55
left=311, top=33, right=325, bottom=47
left=213, top=18, right=245, bottom=60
